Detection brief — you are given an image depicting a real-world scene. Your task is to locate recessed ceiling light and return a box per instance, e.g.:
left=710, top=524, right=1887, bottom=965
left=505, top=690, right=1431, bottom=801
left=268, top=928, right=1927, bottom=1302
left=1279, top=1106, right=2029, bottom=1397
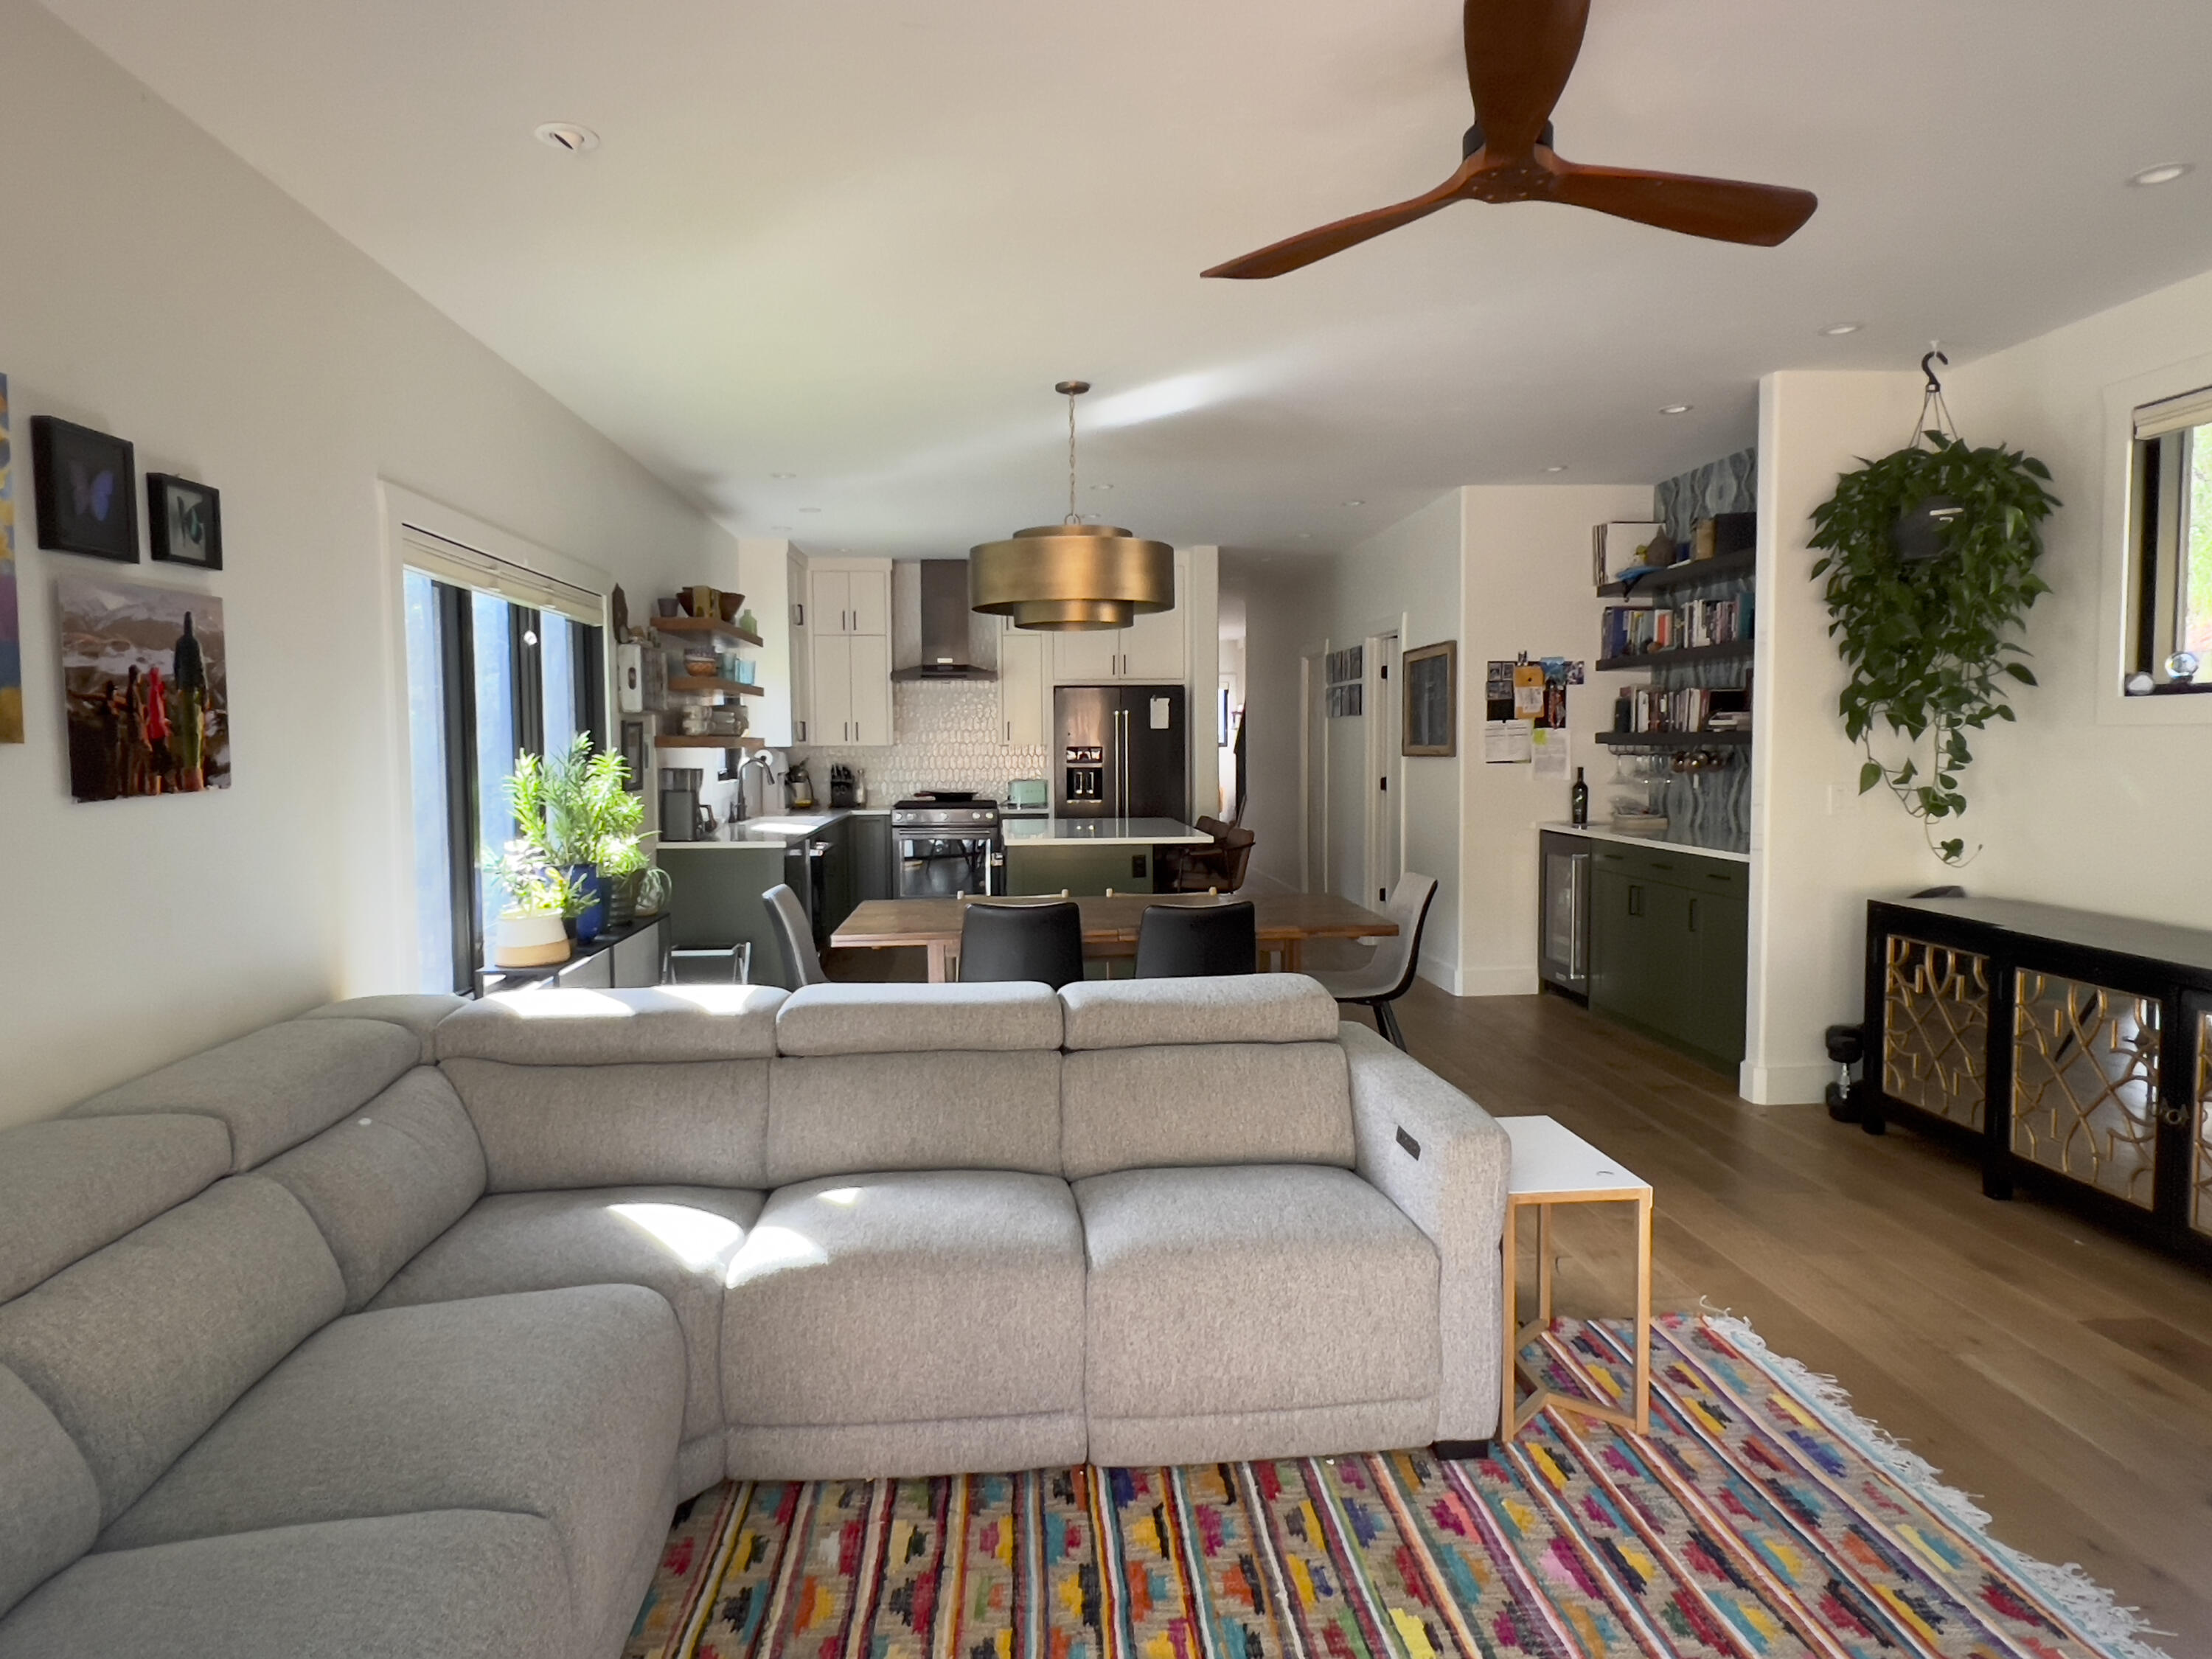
left=770, top=471, right=798, bottom=479
left=1343, top=499, right=1365, bottom=507
left=2128, top=163, right=2192, bottom=187
left=533, top=122, right=599, bottom=154
left=771, top=524, right=793, bottom=532
left=1660, top=403, right=1693, bottom=416
left=1543, top=465, right=1568, bottom=473
left=1090, top=483, right=1114, bottom=492
left=799, top=507, right=822, bottom=513
left=1820, top=322, right=1863, bottom=336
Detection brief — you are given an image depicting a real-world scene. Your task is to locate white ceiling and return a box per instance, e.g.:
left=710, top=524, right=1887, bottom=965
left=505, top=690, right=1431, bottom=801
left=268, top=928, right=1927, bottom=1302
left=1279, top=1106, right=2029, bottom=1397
left=41, top=0, right=2212, bottom=557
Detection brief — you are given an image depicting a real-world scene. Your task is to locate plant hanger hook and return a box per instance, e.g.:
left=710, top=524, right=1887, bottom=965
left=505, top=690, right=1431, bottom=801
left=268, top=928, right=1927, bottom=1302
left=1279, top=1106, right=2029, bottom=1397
left=1911, top=342, right=1957, bottom=448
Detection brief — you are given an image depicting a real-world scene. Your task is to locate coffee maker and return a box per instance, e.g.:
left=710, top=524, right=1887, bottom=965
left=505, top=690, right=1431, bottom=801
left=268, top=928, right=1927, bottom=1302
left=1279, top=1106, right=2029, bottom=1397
left=659, top=768, right=704, bottom=843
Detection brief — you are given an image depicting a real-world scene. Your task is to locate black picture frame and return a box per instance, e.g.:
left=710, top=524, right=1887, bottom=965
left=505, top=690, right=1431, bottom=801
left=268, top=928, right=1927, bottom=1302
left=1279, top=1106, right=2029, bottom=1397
left=31, top=417, right=138, bottom=562
left=1402, top=640, right=1458, bottom=757
left=146, top=473, right=223, bottom=571
left=619, top=718, right=647, bottom=791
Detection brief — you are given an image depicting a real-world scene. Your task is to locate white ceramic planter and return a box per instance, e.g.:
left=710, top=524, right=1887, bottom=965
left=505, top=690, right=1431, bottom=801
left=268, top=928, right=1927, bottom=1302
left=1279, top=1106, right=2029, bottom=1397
left=493, top=910, right=571, bottom=969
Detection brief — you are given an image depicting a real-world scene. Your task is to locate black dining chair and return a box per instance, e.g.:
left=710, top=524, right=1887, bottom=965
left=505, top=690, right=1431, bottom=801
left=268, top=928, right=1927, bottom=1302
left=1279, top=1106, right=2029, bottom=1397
left=1133, top=900, right=1257, bottom=978
left=959, top=900, right=1086, bottom=990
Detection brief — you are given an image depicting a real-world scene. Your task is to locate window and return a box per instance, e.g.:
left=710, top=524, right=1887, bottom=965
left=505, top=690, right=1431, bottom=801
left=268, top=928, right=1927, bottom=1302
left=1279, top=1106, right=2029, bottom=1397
left=2129, top=386, right=2212, bottom=688
left=400, top=552, right=607, bottom=992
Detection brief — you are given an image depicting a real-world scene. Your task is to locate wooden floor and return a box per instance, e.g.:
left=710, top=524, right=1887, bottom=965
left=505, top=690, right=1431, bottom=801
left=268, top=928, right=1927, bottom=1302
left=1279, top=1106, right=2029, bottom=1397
left=1386, top=981, right=2212, bottom=1652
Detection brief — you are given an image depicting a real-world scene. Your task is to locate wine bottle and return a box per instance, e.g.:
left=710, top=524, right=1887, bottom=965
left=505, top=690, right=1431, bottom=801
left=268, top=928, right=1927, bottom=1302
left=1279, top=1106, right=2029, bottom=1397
left=1570, top=766, right=1589, bottom=827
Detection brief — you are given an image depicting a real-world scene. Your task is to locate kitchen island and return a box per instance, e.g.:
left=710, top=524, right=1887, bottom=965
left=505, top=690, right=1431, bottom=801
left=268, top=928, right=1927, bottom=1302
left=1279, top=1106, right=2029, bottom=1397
left=1001, top=816, right=1212, bottom=897
left=657, top=809, right=892, bottom=986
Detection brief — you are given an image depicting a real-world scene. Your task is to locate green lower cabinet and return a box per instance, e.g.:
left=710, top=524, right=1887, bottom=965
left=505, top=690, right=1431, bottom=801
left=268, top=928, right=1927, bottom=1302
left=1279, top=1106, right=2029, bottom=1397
left=1585, top=844, right=1746, bottom=1074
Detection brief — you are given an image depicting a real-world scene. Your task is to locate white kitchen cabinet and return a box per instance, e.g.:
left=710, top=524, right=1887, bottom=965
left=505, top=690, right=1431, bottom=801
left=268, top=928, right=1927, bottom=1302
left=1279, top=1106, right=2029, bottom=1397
left=810, top=567, right=890, bottom=637
left=1049, top=550, right=1189, bottom=684
left=998, top=630, right=1047, bottom=747
left=809, top=632, right=893, bottom=745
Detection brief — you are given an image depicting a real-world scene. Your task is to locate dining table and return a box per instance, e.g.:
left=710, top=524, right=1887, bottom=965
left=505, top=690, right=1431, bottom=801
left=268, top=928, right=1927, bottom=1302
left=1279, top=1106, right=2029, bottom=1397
left=830, top=891, right=1398, bottom=982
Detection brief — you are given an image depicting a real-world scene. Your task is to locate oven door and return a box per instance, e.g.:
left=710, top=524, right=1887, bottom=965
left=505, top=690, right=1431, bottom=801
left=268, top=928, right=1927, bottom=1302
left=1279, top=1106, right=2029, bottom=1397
left=898, top=833, right=994, bottom=899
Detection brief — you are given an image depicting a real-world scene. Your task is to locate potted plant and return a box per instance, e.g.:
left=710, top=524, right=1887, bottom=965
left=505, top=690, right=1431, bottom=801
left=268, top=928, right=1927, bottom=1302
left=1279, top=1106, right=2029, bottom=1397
left=597, top=831, right=661, bottom=928
left=481, top=841, right=588, bottom=969
left=508, top=735, right=636, bottom=942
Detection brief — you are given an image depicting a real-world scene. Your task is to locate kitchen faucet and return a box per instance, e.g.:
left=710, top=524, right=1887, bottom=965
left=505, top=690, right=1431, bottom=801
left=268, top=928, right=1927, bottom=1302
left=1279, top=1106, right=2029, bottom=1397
left=730, top=749, right=777, bottom=821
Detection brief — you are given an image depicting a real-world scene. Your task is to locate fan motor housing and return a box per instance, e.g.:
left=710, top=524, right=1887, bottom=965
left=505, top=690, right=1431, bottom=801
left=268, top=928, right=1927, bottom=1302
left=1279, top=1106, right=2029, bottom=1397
left=1464, top=119, right=1556, bottom=158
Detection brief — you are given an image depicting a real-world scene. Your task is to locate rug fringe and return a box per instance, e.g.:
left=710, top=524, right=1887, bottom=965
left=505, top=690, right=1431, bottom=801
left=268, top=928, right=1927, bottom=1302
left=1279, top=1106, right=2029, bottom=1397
left=1702, top=1313, right=2176, bottom=1659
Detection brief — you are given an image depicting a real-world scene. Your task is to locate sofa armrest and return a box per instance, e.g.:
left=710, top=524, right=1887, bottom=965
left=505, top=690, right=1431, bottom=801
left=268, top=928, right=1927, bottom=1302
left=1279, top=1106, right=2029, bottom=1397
left=1340, top=1020, right=1509, bottom=1442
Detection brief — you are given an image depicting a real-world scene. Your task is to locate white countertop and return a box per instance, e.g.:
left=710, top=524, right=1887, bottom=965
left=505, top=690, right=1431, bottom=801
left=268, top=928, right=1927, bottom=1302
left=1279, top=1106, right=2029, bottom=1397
left=1537, top=821, right=1751, bottom=864
left=658, top=810, right=852, bottom=847
left=1003, top=817, right=1213, bottom=848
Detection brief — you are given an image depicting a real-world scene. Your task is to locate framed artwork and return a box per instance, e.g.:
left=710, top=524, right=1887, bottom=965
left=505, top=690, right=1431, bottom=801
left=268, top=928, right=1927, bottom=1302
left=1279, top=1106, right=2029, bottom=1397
left=619, top=718, right=647, bottom=790
left=1402, top=640, right=1458, bottom=757
left=0, top=375, right=21, bottom=743
left=58, top=575, right=229, bottom=800
left=31, top=416, right=138, bottom=562
left=147, top=474, right=223, bottom=570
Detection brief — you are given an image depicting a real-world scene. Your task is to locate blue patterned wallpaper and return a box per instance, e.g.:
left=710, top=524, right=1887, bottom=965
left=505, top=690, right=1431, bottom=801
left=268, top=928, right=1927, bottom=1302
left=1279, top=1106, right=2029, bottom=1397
left=1655, top=448, right=1757, bottom=544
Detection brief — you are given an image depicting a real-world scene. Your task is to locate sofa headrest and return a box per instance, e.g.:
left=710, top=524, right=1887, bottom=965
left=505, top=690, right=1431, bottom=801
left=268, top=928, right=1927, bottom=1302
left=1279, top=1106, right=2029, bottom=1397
left=69, top=1019, right=422, bottom=1171
left=0, top=1116, right=232, bottom=1303
left=1060, top=975, right=1341, bottom=1051
left=434, top=986, right=786, bottom=1065
left=300, top=994, right=467, bottom=1062
left=775, top=981, right=1064, bottom=1056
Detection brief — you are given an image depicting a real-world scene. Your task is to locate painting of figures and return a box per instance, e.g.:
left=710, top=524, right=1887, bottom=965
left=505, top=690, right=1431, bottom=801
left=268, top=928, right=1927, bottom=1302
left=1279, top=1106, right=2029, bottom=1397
left=57, top=574, right=229, bottom=800
left=0, top=375, right=21, bottom=744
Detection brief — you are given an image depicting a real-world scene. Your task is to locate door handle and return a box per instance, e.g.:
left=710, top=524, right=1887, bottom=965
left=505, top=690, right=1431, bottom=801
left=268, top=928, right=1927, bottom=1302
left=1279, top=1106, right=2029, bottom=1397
left=1628, top=884, right=1643, bottom=917
left=1688, top=897, right=1700, bottom=933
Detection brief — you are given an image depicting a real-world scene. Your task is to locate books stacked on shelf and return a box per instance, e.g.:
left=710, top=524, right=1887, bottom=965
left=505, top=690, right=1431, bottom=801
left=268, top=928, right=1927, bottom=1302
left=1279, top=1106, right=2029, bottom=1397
left=1613, top=684, right=1750, bottom=736
left=1601, top=594, right=1753, bottom=658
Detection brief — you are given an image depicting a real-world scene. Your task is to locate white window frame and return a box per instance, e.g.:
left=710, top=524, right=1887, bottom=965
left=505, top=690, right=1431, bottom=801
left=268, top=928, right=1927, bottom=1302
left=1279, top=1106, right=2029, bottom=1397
left=2098, top=350, right=2212, bottom=727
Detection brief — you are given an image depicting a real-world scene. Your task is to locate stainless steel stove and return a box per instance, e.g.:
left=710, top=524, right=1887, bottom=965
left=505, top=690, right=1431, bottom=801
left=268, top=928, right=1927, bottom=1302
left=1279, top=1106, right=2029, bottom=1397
left=891, top=795, right=1003, bottom=897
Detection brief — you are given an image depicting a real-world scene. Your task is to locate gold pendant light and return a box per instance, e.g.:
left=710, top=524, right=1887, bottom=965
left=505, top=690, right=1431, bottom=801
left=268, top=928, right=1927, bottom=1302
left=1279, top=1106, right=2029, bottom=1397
left=970, top=381, right=1175, bottom=631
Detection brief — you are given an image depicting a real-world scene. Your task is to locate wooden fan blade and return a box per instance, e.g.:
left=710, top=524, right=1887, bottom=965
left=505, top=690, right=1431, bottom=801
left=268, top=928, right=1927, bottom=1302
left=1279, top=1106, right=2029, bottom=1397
left=1202, top=163, right=1477, bottom=279
left=1462, top=0, right=1590, bottom=157
left=1545, top=161, right=1817, bottom=246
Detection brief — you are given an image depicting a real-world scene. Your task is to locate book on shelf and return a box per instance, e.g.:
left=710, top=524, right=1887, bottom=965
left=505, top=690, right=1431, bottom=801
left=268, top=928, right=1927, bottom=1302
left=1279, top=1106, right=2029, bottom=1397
left=1591, top=520, right=1666, bottom=585
left=1613, top=683, right=1752, bottom=735
left=1601, top=594, right=1753, bottom=658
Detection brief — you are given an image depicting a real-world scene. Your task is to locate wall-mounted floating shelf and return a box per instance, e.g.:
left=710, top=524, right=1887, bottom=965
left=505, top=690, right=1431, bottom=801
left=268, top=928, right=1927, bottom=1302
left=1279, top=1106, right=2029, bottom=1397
left=1596, top=639, right=1756, bottom=674
left=668, top=676, right=765, bottom=698
left=1597, top=547, right=1755, bottom=599
left=653, top=616, right=765, bottom=648
left=1599, top=728, right=1753, bottom=748
left=653, top=734, right=765, bottom=751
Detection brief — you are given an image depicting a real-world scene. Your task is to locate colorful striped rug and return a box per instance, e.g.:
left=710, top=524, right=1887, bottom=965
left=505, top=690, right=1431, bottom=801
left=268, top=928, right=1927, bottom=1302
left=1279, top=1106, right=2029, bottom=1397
left=624, top=1315, right=2168, bottom=1659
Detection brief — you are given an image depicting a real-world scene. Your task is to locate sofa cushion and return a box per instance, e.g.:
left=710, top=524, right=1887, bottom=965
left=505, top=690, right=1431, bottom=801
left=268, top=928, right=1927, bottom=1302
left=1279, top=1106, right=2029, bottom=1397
left=70, top=1019, right=422, bottom=1170
left=257, top=1069, right=488, bottom=1310
left=0, top=1366, right=99, bottom=1622
left=765, top=1052, right=1062, bottom=1185
left=1060, top=974, right=1340, bottom=1050
left=444, top=1058, right=769, bottom=1192
left=774, top=981, right=1063, bottom=1055
left=300, top=993, right=467, bottom=1062
left=436, top=985, right=785, bottom=1065
left=372, top=1185, right=760, bottom=1468
left=0, top=1115, right=232, bottom=1303
left=100, top=1286, right=684, bottom=1653
left=0, top=1510, right=574, bottom=1659
left=1074, top=1165, right=1438, bottom=1429
left=1059, top=1043, right=1354, bottom=1180
left=0, top=1176, right=344, bottom=1525
left=723, top=1172, right=1084, bottom=1462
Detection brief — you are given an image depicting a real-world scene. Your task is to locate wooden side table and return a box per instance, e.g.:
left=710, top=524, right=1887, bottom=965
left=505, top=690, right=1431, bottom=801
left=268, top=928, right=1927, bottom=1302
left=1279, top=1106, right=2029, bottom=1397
left=1498, top=1116, right=1652, bottom=1438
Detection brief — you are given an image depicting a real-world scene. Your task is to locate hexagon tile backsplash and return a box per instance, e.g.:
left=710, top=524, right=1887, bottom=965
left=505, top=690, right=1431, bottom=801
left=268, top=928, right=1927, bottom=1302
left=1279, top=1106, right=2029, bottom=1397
left=792, top=679, right=1047, bottom=804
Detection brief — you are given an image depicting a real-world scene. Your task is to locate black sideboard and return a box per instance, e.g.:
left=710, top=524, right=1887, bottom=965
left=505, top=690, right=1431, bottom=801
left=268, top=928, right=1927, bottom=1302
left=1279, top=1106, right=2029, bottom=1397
left=1864, top=896, right=2212, bottom=1271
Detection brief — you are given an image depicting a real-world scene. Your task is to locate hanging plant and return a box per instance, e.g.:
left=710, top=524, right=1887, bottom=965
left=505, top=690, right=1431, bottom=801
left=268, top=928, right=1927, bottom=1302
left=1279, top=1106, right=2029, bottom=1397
left=1808, top=369, right=2057, bottom=863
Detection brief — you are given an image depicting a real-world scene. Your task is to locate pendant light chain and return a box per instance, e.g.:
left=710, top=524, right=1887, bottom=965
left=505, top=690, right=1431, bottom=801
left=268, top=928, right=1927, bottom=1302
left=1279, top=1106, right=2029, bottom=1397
left=1066, top=387, right=1079, bottom=524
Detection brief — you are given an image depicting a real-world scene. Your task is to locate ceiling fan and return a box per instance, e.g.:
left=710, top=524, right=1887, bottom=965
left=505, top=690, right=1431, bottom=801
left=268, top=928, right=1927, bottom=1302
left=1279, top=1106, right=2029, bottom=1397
left=1203, top=0, right=1817, bottom=279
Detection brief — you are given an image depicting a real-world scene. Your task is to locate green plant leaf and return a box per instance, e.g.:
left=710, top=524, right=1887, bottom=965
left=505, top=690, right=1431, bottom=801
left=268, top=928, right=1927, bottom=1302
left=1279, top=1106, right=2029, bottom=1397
left=1859, top=760, right=1883, bottom=794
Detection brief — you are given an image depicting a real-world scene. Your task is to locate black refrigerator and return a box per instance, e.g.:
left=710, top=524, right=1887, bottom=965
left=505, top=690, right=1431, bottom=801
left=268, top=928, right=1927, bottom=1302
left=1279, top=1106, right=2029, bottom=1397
left=1054, top=686, right=1189, bottom=820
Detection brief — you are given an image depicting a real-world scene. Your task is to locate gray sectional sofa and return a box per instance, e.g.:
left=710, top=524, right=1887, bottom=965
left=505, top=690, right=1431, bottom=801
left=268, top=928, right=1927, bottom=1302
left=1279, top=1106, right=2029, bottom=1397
left=0, top=974, right=1509, bottom=1658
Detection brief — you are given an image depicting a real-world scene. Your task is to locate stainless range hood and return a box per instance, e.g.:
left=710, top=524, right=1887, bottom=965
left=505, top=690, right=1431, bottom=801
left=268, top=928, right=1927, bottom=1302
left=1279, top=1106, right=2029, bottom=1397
left=891, top=558, right=998, bottom=681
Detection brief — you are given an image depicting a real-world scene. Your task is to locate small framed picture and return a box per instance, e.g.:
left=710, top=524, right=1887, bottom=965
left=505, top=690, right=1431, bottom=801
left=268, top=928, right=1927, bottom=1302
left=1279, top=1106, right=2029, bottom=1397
left=31, top=416, right=138, bottom=562
left=147, top=474, right=223, bottom=570
left=1402, top=640, right=1458, bottom=757
left=619, top=718, right=647, bottom=791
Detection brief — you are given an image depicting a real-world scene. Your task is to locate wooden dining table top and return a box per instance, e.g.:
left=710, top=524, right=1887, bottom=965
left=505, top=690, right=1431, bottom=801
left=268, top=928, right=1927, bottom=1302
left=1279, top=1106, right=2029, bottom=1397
left=832, top=891, right=1397, bottom=948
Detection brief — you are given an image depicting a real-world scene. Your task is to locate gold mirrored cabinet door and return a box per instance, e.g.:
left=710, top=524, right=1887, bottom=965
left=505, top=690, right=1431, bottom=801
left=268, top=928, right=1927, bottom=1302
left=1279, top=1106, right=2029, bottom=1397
left=2011, top=970, right=2162, bottom=1208
left=2194, top=1006, right=2212, bottom=1239
left=1883, top=936, right=1990, bottom=1130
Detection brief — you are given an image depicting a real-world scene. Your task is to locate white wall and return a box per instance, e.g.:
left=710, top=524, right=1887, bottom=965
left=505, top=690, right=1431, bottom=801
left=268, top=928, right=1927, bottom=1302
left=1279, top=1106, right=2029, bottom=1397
left=1315, top=493, right=1464, bottom=987
left=0, top=0, right=739, bottom=1126
left=1457, top=485, right=1654, bottom=995
left=1944, top=268, right=2212, bottom=924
